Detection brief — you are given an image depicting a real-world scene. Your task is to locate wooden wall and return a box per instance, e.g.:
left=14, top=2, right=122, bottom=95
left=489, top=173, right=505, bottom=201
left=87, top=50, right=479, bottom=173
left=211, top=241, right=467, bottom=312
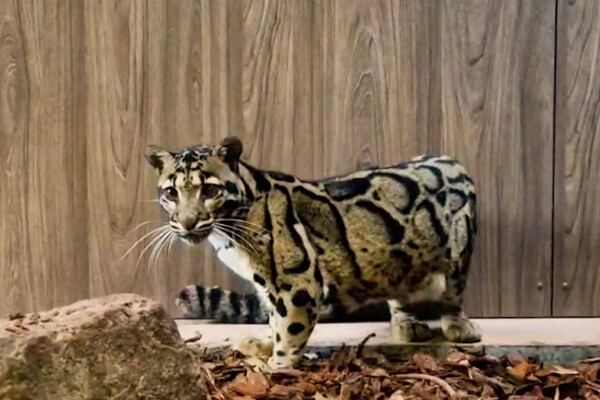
left=554, top=0, right=600, bottom=316
left=0, top=0, right=597, bottom=318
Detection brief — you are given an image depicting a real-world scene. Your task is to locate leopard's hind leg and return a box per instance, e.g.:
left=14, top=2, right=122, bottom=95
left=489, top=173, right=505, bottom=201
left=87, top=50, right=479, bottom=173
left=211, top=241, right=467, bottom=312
left=440, top=213, right=481, bottom=343
left=439, top=270, right=481, bottom=343
left=388, top=271, right=448, bottom=343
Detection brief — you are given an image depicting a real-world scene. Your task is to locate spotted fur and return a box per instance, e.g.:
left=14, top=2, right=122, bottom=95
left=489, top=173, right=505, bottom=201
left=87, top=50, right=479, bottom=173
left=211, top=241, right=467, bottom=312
left=146, top=137, right=481, bottom=369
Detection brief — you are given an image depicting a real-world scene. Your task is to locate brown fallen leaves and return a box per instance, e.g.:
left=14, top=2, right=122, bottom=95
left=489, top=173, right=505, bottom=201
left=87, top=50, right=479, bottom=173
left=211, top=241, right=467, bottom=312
left=192, top=342, right=600, bottom=400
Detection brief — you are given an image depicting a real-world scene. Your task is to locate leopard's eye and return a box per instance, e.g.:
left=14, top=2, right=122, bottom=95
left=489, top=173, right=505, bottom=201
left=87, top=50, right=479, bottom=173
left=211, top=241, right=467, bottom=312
left=163, top=187, right=178, bottom=201
left=202, top=184, right=221, bottom=198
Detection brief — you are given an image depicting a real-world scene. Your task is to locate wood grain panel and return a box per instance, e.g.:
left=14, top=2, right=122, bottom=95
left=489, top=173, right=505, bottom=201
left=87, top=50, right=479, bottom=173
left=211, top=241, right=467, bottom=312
left=318, top=0, right=445, bottom=174
left=316, top=0, right=554, bottom=316
left=240, top=0, right=321, bottom=179
left=0, top=0, right=565, bottom=318
left=440, top=1, right=555, bottom=316
left=554, top=0, right=600, bottom=316
left=0, top=0, right=31, bottom=316
left=0, top=0, right=87, bottom=317
left=85, top=0, right=153, bottom=299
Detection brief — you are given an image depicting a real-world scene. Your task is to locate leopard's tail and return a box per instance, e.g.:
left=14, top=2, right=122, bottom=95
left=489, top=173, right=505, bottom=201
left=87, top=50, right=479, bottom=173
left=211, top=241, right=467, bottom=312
left=175, top=285, right=269, bottom=324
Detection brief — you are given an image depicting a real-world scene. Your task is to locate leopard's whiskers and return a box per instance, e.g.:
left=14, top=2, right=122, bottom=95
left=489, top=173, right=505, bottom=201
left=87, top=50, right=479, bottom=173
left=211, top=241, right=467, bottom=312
left=148, top=230, right=166, bottom=269
left=214, top=223, right=259, bottom=255
left=129, top=220, right=153, bottom=233
left=215, top=220, right=269, bottom=237
left=214, top=227, right=254, bottom=256
left=167, top=233, right=177, bottom=258
left=215, top=218, right=270, bottom=235
left=129, top=227, right=172, bottom=286
left=137, top=227, right=171, bottom=270
left=222, top=233, right=254, bottom=257
left=162, top=231, right=176, bottom=261
left=149, top=229, right=175, bottom=272
left=118, top=225, right=170, bottom=262
left=216, top=224, right=271, bottom=251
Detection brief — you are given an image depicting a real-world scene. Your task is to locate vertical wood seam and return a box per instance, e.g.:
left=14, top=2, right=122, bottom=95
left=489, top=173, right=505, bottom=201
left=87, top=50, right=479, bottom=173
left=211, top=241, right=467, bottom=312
left=550, top=0, right=559, bottom=316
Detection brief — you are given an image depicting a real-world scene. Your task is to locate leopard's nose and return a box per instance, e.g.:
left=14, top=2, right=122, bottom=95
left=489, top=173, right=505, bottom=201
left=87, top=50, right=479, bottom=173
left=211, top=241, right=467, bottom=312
left=180, top=217, right=198, bottom=231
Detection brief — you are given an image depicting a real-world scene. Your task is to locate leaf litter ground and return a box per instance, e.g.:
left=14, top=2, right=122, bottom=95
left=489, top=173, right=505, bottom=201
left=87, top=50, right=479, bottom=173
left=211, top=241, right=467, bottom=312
left=189, top=334, right=600, bottom=400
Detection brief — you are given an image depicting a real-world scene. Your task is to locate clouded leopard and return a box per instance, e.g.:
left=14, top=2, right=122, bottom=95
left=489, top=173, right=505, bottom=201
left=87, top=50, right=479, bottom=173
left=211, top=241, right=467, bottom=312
left=146, top=136, right=480, bottom=369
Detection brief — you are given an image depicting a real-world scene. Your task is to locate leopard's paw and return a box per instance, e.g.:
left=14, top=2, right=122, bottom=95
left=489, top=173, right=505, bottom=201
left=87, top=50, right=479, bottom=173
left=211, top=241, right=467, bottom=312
left=390, top=318, right=433, bottom=342
left=267, top=353, right=301, bottom=370
left=243, top=356, right=271, bottom=372
left=237, top=336, right=273, bottom=359
left=441, top=315, right=481, bottom=343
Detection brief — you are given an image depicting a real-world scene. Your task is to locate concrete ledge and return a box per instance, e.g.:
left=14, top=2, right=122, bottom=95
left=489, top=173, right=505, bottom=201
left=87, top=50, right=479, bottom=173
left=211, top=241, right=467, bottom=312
left=176, top=318, right=600, bottom=363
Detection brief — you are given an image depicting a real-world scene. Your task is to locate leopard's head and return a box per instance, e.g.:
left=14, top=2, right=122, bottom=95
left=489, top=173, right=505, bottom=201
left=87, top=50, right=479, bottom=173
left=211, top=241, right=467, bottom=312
left=145, top=136, right=248, bottom=244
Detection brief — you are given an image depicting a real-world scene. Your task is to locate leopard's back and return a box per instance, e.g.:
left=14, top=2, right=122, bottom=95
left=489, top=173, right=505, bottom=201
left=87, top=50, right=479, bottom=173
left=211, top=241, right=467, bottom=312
left=290, top=155, right=476, bottom=309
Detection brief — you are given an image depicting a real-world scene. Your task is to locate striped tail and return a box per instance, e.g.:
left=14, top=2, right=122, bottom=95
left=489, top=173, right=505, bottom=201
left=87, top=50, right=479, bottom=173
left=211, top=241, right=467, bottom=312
left=175, top=284, right=392, bottom=323
left=175, top=285, right=269, bottom=324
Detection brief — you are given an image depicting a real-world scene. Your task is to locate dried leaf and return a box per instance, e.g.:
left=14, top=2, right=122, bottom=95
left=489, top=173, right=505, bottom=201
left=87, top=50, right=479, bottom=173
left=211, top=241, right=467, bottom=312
left=370, top=350, right=390, bottom=366
left=581, top=357, right=600, bottom=364
left=543, top=374, right=563, bottom=388
left=506, top=363, right=530, bottom=381
left=585, top=381, right=600, bottom=393
left=192, top=337, right=600, bottom=400
left=578, top=363, right=600, bottom=382
left=296, top=381, right=317, bottom=395
left=470, top=368, right=515, bottom=396
left=506, top=361, right=539, bottom=383
left=381, top=378, right=394, bottom=391
left=367, top=368, right=390, bottom=378
left=270, top=368, right=305, bottom=378
left=534, top=366, right=556, bottom=378
left=269, top=383, right=298, bottom=397
left=339, top=382, right=353, bottom=400
left=229, top=370, right=270, bottom=397
left=472, top=353, right=501, bottom=366
left=481, top=384, right=496, bottom=399
left=507, top=353, right=528, bottom=367
left=389, top=389, right=405, bottom=400
left=548, top=365, right=579, bottom=376
left=446, top=352, right=472, bottom=367
left=394, top=373, right=458, bottom=399
left=528, top=385, right=545, bottom=398
left=411, top=353, right=438, bottom=372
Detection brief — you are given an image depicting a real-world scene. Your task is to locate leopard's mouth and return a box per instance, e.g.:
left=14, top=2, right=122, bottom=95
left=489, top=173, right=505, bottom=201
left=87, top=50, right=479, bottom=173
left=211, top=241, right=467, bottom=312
left=179, top=229, right=211, bottom=245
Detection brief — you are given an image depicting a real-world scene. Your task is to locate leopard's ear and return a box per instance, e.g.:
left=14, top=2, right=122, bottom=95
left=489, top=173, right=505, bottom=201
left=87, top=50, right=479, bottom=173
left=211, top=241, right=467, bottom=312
left=145, top=145, right=173, bottom=173
left=217, top=136, right=243, bottom=164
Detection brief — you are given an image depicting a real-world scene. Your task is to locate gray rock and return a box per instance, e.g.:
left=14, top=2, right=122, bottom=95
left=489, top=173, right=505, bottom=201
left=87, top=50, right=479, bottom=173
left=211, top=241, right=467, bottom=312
left=0, top=293, right=207, bottom=400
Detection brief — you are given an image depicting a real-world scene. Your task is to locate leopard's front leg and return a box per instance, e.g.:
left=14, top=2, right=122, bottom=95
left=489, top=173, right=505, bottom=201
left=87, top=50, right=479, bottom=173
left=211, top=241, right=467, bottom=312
left=267, top=283, right=321, bottom=369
